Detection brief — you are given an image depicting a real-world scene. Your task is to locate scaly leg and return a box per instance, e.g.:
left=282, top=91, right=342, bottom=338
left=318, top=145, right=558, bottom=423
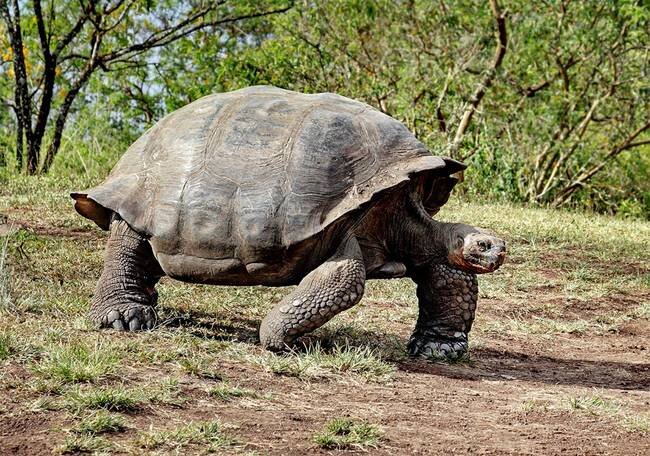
left=407, top=263, right=478, bottom=360
left=90, top=214, right=164, bottom=330
left=260, top=237, right=366, bottom=351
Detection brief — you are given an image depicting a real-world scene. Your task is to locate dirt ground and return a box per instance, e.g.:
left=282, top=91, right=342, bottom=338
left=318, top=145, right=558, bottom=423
left=1, top=204, right=649, bottom=455
left=2, top=299, right=649, bottom=454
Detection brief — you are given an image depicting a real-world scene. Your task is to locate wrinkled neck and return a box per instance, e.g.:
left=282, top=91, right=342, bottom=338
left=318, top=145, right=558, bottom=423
left=388, top=193, right=454, bottom=269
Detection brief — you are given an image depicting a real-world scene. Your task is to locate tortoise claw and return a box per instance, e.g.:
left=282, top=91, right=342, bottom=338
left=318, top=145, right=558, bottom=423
left=95, top=304, right=157, bottom=331
left=407, top=332, right=469, bottom=361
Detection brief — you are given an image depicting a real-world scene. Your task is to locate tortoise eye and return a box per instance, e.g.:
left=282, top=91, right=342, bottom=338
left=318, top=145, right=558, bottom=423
left=478, top=240, right=491, bottom=251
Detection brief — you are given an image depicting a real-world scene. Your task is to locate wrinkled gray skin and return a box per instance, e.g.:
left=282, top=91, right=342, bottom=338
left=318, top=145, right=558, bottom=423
left=73, top=86, right=506, bottom=360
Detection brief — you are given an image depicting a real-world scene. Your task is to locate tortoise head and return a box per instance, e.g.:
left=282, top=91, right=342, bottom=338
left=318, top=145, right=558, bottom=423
left=446, top=224, right=507, bottom=274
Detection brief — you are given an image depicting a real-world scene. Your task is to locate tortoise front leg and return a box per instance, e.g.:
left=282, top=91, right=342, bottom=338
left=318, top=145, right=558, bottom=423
left=90, top=214, right=164, bottom=330
left=260, top=237, right=366, bottom=351
left=407, top=263, right=478, bottom=360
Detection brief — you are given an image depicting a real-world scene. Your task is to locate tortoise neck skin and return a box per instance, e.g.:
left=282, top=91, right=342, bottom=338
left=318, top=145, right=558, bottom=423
left=381, top=191, right=507, bottom=274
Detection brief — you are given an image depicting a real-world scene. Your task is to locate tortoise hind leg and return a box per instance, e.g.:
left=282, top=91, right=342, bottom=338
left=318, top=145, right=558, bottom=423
left=260, top=237, right=366, bottom=351
left=90, top=214, right=164, bottom=330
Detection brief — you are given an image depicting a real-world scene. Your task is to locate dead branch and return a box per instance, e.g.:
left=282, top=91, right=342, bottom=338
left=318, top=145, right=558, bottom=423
left=552, top=120, right=650, bottom=206
left=448, top=0, right=507, bottom=159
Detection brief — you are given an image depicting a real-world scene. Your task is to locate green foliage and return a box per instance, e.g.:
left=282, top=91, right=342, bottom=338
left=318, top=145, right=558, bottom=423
left=1, top=1, right=648, bottom=217
left=212, top=0, right=650, bottom=218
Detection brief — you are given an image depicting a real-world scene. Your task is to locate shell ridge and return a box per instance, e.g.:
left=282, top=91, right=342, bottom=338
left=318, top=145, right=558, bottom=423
left=279, top=102, right=325, bottom=246
left=174, top=95, right=242, bottom=254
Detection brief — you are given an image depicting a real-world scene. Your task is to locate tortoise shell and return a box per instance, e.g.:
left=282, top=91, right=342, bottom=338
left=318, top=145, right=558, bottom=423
left=72, top=86, right=464, bottom=268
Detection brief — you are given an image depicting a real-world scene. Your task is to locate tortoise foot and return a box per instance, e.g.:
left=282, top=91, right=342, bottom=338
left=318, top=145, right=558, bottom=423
left=407, top=330, right=468, bottom=361
left=92, top=303, right=157, bottom=331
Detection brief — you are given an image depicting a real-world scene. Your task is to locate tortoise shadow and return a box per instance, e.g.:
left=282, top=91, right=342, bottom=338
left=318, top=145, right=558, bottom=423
left=155, top=309, right=649, bottom=391
left=157, top=307, right=260, bottom=343
left=398, top=347, right=650, bottom=391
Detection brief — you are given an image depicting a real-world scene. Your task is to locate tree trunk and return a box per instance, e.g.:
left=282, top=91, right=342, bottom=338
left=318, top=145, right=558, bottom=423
left=41, top=66, right=95, bottom=173
left=29, top=0, right=56, bottom=171
left=1, top=0, right=34, bottom=172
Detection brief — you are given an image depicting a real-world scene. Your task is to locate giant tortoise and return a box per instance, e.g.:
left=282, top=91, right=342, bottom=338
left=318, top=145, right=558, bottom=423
left=72, top=86, right=506, bottom=359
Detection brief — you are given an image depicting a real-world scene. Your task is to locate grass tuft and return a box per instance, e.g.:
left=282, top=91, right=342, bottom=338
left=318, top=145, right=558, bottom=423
left=75, top=410, right=127, bottom=435
left=27, top=396, right=60, bottom=412
left=136, top=420, right=233, bottom=451
left=566, top=394, right=621, bottom=415
left=313, top=417, right=382, bottom=449
left=634, top=302, right=650, bottom=319
left=177, top=357, right=222, bottom=380
left=64, top=386, right=141, bottom=413
left=0, top=231, right=13, bottom=312
left=208, top=381, right=258, bottom=401
left=253, top=342, right=395, bottom=381
left=520, top=398, right=551, bottom=413
left=621, top=415, right=650, bottom=434
left=56, top=434, right=112, bottom=455
left=0, top=332, right=13, bottom=361
left=32, top=340, right=120, bottom=384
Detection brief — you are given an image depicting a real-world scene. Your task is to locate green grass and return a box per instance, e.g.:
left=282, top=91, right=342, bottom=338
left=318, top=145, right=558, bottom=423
left=622, top=415, right=650, bottom=434
left=0, top=333, right=13, bottom=361
left=135, top=420, right=234, bottom=451
left=635, top=302, right=650, bottom=319
left=177, top=357, right=222, bottom=380
left=248, top=342, right=396, bottom=382
left=208, top=381, right=258, bottom=401
left=519, top=393, right=649, bottom=435
left=0, top=230, right=12, bottom=312
left=56, top=435, right=112, bottom=455
left=1, top=169, right=649, bottom=451
left=313, top=417, right=383, bottom=449
left=56, top=434, right=112, bottom=455
left=566, top=394, right=621, bottom=415
left=563, top=393, right=650, bottom=434
left=64, top=386, right=142, bottom=413
left=75, top=410, right=127, bottom=435
left=519, top=398, right=552, bottom=413
left=61, top=378, right=184, bottom=415
left=31, top=339, right=121, bottom=385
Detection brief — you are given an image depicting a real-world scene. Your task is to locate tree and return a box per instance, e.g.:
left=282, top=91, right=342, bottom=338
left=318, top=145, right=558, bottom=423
left=0, top=0, right=292, bottom=174
left=501, top=1, right=650, bottom=207
left=209, top=0, right=648, bottom=214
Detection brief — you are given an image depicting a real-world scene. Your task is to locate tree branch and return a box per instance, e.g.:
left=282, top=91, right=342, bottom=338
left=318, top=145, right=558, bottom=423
left=448, top=0, right=507, bottom=159
left=551, top=120, right=650, bottom=206
left=41, top=62, right=97, bottom=172
left=35, top=1, right=294, bottom=172
left=52, top=5, right=90, bottom=58
left=100, top=2, right=292, bottom=64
